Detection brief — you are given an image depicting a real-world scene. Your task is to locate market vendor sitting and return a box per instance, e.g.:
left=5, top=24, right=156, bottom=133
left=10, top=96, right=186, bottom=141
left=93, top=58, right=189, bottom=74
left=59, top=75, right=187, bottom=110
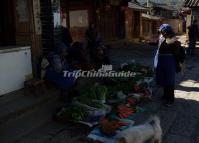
left=43, top=41, right=77, bottom=91
left=67, top=42, right=88, bottom=66
left=67, top=42, right=97, bottom=70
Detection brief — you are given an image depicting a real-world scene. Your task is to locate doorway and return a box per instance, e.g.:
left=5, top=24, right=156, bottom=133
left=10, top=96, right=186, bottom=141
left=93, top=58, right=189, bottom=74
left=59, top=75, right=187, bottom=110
left=0, top=0, right=16, bottom=47
left=132, top=11, right=140, bottom=38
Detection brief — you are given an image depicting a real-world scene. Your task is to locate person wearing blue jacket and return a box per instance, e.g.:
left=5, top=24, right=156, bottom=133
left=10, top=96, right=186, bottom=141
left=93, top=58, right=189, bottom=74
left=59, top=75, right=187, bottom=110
left=154, top=24, right=185, bottom=106
left=45, top=41, right=77, bottom=91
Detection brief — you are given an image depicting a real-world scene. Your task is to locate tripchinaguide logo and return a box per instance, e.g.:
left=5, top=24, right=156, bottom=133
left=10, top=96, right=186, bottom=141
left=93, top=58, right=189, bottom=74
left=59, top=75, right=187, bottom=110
left=63, top=65, right=138, bottom=78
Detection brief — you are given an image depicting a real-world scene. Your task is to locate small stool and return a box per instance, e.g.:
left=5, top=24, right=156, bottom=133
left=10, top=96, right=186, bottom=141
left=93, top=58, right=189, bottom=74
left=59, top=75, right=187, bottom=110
left=24, top=79, right=46, bottom=95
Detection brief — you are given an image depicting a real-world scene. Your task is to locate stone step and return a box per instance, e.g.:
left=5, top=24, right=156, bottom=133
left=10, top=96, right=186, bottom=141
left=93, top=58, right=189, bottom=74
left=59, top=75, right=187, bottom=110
left=0, top=88, right=60, bottom=126
left=0, top=98, right=63, bottom=143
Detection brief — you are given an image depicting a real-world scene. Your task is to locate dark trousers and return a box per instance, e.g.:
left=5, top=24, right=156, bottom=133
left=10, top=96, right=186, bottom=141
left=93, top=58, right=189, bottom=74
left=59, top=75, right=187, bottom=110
left=188, top=38, right=196, bottom=55
left=163, top=86, right=175, bottom=103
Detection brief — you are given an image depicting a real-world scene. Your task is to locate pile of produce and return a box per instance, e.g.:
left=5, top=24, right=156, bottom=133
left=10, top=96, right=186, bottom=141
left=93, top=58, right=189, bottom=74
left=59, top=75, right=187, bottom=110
left=132, top=84, right=152, bottom=98
left=117, top=105, right=135, bottom=118
left=55, top=84, right=110, bottom=124
left=55, top=106, right=88, bottom=123
left=76, top=84, right=108, bottom=108
left=84, top=62, right=154, bottom=142
left=107, top=81, right=136, bottom=96
left=106, top=82, right=152, bottom=104
left=55, top=62, right=153, bottom=128
left=99, top=117, right=130, bottom=136
left=119, top=62, right=154, bottom=77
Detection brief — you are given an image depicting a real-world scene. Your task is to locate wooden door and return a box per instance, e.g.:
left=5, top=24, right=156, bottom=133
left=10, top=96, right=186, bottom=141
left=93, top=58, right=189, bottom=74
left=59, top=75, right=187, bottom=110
left=96, top=7, right=117, bottom=40
left=14, top=0, right=34, bottom=45
left=133, top=11, right=140, bottom=38
left=0, top=0, right=16, bottom=46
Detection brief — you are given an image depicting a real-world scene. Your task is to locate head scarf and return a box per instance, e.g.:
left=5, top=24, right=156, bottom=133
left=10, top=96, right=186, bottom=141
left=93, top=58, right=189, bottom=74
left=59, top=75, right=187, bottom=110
left=159, top=24, right=174, bottom=35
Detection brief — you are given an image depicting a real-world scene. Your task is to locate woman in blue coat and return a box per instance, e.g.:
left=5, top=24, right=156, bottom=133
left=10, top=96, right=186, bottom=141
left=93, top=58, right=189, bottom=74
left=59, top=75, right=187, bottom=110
left=154, top=24, right=185, bottom=106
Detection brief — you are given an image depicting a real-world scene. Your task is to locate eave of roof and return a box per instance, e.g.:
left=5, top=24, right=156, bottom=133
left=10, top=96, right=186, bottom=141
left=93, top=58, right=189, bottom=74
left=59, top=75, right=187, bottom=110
left=143, top=1, right=177, bottom=11
left=128, top=2, right=148, bottom=11
left=141, top=13, right=162, bottom=20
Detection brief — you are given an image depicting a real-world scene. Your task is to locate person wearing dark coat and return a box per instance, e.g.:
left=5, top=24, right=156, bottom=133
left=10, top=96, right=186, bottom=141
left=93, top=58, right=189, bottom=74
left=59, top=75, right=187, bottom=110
left=67, top=42, right=88, bottom=66
left=85, top=23, right=98, bottom=47
left=85, top=23, right=98, bottom=60
left=61, top=26, right=73, bottom=48
left=187, top=20, right=198, bottom=56
left=154, top=24, right=185, bottom=106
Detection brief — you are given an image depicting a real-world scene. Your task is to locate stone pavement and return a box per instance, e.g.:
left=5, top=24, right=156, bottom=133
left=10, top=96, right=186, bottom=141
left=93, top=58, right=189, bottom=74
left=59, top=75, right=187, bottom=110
left=15, top=45, right=199, bottom=143
left=161, top=56, right=199, bottom=143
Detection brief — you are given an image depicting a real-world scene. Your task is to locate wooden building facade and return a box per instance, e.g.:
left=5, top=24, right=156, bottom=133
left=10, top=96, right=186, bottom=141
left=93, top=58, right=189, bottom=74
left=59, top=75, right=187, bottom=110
left=141, top=13, right=161, bottom=40
left=184, top=0, right=199, bottom=28
left=60, top=0, right=127, bottom=42
left=125, top=1, right=147, bottom=41
left=0, top=0, right=149, bottom=77
left=144, top=1, right=178, bottom=19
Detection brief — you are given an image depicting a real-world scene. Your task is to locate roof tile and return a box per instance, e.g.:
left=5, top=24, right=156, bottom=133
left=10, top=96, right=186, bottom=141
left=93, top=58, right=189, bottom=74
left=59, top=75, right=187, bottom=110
left=184, top=0, right=199, bottom=7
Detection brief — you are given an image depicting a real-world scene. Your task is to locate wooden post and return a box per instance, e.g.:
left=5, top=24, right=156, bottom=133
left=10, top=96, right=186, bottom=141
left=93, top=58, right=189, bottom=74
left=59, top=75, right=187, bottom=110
left=65, top=0, right=70, bottom=28
left=147, top=0, right=149, bottom=15
left=31, top=0, right=43, bottom=78
left=140, top=12, right=143, bottom=38
left=125, top=8, right=133, bottom=40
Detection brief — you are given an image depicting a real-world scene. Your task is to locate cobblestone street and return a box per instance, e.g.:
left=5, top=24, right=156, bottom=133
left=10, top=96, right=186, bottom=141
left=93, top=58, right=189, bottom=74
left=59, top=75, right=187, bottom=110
left=15, top=44, right=199, bottom=143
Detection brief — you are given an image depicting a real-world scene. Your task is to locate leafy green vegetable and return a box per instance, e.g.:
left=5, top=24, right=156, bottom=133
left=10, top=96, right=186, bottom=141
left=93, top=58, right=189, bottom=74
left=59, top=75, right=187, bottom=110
left=76, top=84, right=108, bottom=107
left=57, top=106, right=88, bottom=123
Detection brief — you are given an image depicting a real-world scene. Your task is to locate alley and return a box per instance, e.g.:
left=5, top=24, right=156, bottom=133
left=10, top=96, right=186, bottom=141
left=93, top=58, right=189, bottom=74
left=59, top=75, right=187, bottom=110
left=13, top=44, right=199, bottom=143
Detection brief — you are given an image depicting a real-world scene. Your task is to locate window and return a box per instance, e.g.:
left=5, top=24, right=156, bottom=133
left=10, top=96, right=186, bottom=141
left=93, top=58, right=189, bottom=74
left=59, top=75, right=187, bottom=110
left=69, top=10, right=89, bottom=28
